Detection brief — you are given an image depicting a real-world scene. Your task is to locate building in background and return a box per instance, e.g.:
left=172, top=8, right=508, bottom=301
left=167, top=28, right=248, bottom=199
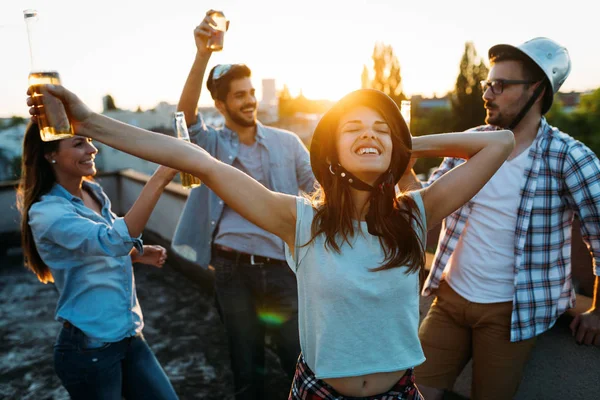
left=259, top=78, right=278, bottom=124
left=555, top=91, right=581, bottom=113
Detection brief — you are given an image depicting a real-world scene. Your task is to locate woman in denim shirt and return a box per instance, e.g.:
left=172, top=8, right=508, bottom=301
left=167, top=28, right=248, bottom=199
left=17, top=122, right=179, bottom=400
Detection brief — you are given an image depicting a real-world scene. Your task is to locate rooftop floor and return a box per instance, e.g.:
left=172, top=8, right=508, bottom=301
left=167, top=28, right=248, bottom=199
left=0, top=249, right=290, bottom=400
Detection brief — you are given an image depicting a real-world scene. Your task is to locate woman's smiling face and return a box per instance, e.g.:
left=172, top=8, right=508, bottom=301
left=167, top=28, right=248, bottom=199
left=335, top=105, right=393, bottom=185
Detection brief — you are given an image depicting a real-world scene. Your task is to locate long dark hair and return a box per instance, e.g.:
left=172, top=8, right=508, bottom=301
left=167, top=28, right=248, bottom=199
left=16, top=122, right=59, bottom=283
left=307, top=91, right=425, bottom=273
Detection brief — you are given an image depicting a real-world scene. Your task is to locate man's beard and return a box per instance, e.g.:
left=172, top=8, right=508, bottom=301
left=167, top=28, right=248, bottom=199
left=225, top=103, right=257, bottom=128
left=485, top=91, right=532, bottom=128
left=485, top=103, right=511, bottom=128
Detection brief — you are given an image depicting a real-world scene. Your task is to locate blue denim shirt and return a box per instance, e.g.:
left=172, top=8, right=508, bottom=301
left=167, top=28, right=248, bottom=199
left=172, top=114, right=316, bottom=268
left=28, top=181, right=144, bottom=342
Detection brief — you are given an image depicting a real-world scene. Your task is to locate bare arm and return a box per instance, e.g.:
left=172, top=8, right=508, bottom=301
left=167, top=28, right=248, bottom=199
left=413, top=130, right=515, bottom=230
left=27, top=84, right=297, bottom=245
left=83, top=113, right=298, bottom=246
left=178, top=53, right=211, bottom=126
left=123, top=166, right=177, bottom=237
left=396, top=159, right=422, bottom=191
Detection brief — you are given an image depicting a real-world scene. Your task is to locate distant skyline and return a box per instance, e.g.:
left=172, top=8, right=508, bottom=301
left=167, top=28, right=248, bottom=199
left=1, top=0, right=599, bottom=117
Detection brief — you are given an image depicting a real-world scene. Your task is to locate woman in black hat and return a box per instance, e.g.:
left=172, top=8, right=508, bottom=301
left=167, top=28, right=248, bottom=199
left=27, top=85, right=514, bottom=399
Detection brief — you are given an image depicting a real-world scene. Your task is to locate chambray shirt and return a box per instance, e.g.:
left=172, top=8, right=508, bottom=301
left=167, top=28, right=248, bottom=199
left=423, top=118, right=600, bottom=342
left=28, top=181, right=144, bottom=342
left=172, top=114, right=316, bottom=268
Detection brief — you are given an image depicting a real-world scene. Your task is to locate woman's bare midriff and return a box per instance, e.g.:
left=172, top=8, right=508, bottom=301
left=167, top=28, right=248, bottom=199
left=323, top=369, right=407, bottom=397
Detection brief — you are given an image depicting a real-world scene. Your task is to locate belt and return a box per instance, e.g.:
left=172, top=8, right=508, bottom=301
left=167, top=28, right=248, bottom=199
left=62, top=320, right=79, bottom=334
left=213, top=245, right=285, bottom=266
left=62, top=321, right=138, bottom=342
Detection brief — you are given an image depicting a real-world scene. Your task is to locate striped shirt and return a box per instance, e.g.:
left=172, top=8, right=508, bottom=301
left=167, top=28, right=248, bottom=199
left=422, top=118, right=600, bottom=342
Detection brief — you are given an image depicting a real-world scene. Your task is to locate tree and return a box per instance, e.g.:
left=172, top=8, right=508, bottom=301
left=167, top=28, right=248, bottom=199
left=451, top=42, right=489, bottom=131
left=361, top=65, right=370, bottom=90
left=0, top=116, right=26, bottom=129
left=547, top=88, right=600, bottom=156
left=278, top=85, right=294, bottom=118
left=103, top=94, right=118, bottom=112
left=364, top=42, right=406, bottom=105
left=411, top=107, right=454, bottom=176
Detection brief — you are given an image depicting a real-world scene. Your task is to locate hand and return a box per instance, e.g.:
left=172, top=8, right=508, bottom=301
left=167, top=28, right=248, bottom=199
left=194, top=9, right=230, bottom=55
left=154, top=165, right=178, bottom=184
left=132, top=245, right=167, bottom=268
left=570, top=308, right=600, bottom=346
left=27, top=84, right=93, bottom=131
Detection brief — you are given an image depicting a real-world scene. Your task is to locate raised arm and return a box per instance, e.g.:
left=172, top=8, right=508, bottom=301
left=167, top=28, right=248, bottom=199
left=397, top=127, right=504, bottom=192
left=178, top=10, right=220, bottom=126
left=95, top=114, right=297, bottom=245
left=27, top=85, right=298, bottom=247
left=413, top=130, right=515, bottom=230
left=123, top=166, right=177, bottom=238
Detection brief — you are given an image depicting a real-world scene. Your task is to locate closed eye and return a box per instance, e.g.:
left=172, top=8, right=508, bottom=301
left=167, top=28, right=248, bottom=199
left=374, top=121, right=390, bottom=134
left=341, top=123, right=363, bottom=132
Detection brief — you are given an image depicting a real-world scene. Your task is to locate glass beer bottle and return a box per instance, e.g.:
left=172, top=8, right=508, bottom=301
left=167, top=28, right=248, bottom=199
left=400, top=100, right=411, bottom=130
left=24, top=9, right=74, bottom=142
left=174, top=112, right=201, bottom=189
left=206, top=11, right=227, bottom=51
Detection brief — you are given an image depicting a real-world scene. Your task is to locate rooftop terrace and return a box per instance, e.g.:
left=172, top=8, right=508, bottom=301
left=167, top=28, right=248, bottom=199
left=0, top=170, right=598, bottom=399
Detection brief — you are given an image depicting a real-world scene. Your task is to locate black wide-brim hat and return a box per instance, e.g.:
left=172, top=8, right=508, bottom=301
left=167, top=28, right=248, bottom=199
left=310, top=89, right=412, bottom=188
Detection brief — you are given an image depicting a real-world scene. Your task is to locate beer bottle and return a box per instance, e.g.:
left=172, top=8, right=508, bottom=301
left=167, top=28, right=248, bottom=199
left=24, top=9, right=74, bottom=141
left=174, top=112, right=201, bottom=189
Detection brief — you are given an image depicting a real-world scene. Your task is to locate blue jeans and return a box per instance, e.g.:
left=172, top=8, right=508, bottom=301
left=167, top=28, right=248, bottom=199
left=53, top=323, right=178, bottom=400
left=212, top=254, right=301, bottom=400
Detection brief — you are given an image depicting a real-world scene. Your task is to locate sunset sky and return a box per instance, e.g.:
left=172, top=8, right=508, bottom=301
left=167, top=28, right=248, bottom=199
left=1, top=0, right=598, bottom=117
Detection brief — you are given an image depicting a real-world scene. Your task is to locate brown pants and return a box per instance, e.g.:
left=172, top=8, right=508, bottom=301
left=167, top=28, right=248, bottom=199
left=415, top=281, right=537, bottom=400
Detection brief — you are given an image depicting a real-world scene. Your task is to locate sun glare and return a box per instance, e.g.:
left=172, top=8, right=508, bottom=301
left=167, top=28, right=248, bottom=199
left=0, top=0, right=598, bottom=117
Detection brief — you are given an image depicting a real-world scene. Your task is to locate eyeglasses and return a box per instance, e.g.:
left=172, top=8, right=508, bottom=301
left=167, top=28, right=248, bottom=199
left=480, top=79, right=538, bottom=95
left=211, top=63, right=246, bottom=81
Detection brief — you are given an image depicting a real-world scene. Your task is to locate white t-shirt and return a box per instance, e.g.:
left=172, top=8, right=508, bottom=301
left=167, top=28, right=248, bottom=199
left=445, top=146, right=532, bottom=303
left=284, top=192, right=427, bottom=379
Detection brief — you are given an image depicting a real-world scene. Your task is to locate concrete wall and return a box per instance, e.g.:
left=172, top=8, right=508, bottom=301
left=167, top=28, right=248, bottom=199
left=0, top=171, right=187, bottom=241
left=0, top=181, right=20, bottom=236
left=0, top=170, right=211, bottom=287
left=106, top=169, right=189, bottom=242
left=0, top=181, right=21, bottom=251
left=99, top=169, right=213, bottom=289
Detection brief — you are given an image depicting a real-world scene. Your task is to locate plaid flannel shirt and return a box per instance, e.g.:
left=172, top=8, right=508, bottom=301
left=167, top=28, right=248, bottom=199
left=422, top=118, right=600, bottom=342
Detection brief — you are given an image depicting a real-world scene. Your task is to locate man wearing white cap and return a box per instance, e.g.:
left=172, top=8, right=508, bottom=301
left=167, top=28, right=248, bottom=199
left=404, top=37, right=600, bottom=399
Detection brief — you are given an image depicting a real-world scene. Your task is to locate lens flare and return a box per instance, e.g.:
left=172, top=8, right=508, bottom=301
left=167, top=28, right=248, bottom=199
left=257, top=311, right=288, bottom=326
